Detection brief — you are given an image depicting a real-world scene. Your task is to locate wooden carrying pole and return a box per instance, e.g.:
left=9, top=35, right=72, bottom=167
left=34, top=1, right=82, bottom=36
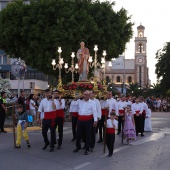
left=12, top=104, right=16, bottom=148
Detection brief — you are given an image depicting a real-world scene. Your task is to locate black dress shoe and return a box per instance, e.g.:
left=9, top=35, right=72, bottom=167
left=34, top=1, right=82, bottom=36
left=136, top=133, right=138, bottom=136
left=57, top=145, right=62, bottom=150
left=84, top=150, right=90, bottom=155
left=116, top=132, right=120, bottom=135
left=50, top=147, right=55, bottom=152
left=108, top=153, right=113, bottom=157
left=42, top=143, right=50, bottom=150
left=73, top=148, right=81, bottom=153
left=141, top=134, right=145, bottom=137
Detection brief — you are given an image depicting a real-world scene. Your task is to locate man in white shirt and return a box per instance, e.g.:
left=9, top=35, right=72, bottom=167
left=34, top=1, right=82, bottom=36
left=106, top=91, right=118, bottom=117
left=73, top=90, right=97, bottom=155
left=89, top=90, right=101, bottom=152
left=139, top=96, right=148, bottom=137
left=53, top=90, right=65, bottom=150
left=37, top=89, right=56, bottom=152
left=69, top=97, right=79, bottom=141
left=131, top=97, right=143, bottom=136
left=117, top=95, right=127, bottom=135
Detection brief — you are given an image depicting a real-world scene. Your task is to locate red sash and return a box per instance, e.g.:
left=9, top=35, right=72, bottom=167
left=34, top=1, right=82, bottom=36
left=119, top=109, right=124, bottom=116
left=78, top=114, right=93, bottom=121
left=71, top=112, right=78, bottom=117
left=106, top=128, right=115, bottom=134
left=102, top=109, right=107, bottom=116
left=135, top=110, right=142, bottom=116
left=44, top=111, right=56, bottom=127
left=56, top=109, right=64, bottom=118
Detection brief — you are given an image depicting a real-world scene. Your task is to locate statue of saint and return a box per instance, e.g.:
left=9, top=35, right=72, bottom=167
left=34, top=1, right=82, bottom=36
left=76, top=41, right=90, bottom=81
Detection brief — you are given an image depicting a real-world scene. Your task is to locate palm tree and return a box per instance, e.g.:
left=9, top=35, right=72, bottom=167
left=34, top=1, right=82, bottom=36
left=150, top=83, right=162, bottom=97
left=126, top=82, right=140, bottom=96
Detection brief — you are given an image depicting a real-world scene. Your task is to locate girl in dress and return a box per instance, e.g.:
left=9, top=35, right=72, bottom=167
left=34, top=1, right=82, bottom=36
left=123, top=105, right=136, bottom=145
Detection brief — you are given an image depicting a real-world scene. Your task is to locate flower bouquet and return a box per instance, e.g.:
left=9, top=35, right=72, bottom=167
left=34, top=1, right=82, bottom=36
left=77, top=83, right=94, bottom=91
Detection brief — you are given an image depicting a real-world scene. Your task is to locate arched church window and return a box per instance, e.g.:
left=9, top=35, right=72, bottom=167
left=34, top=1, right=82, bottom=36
left=117, top=76, right=121, bottom=82
left=138, top=43, right=143, bottom=53
left=139, top=32, right=143, bottom=37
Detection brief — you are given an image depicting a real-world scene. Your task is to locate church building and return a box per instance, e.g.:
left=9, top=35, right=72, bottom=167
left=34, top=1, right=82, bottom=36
left=103, top=24, right=150, bottom=92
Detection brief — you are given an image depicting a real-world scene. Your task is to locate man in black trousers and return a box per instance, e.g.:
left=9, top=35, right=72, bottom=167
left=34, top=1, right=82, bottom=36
left=73, top=90, right=97, bottom=155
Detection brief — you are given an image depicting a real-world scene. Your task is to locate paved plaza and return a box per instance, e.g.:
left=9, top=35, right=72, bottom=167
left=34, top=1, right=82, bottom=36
left=1, top=112, right=170, bottom=170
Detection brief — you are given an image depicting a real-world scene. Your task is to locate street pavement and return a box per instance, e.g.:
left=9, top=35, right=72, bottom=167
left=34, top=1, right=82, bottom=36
left=1, top=112, right=170, bottom=170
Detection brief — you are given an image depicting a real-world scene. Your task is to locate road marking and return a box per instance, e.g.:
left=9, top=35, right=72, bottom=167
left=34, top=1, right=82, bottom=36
left=159, top=128, right=170, bottom=134
left=132, top=133, right=165, bottom=146
left=73, top=162, right=91, bottom=170
left=100, top=132, right=165, bottom=157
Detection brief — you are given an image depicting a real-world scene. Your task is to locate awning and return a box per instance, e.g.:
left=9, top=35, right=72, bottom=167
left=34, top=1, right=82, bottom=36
left=0, top=64, right=11, bottom=71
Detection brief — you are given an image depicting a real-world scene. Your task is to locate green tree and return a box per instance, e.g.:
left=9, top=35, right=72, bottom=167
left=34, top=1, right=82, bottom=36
left=0, top=0, right=133, bottom=82
left=155, top=42, right=170, bottom=94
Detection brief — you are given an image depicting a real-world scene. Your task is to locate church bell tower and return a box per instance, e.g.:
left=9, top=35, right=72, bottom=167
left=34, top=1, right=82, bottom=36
left=134, top=24, right=148, bottom=88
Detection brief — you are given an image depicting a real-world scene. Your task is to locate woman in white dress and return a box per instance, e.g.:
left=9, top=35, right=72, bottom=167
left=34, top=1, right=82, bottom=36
left=144, top=106, right=152, bottom=132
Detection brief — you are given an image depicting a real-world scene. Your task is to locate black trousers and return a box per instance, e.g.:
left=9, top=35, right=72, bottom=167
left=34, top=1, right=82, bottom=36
left=76, top=119, right=92, bottom=151
left=72, top=116, right=78, bottom=139
left=55, top=117, right=64, bottom=146
left=134, top=115, right=143, bottom=134
left=90, top=121, right=96, bottom=149
left=106, top=133, right=115, bottom=155
left=0, top=110, right=6, bottom=131
left=118, top=116, right=124, bottom=133
left=98, top=115, right=105, bottom=140
left=42, top=119, right=56, bottom=147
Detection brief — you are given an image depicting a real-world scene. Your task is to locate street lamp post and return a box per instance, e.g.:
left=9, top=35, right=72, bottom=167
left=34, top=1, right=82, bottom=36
left=88, top=45, right=112, bottom=90
left=64, top=52, right=79, bottom=83
left=51, top=47, right=64, bottom=91
left=88, top=45, right=101, bottom=90
left=101, top=50, right=112, bottom=86
left=88, top=45, right=101, bottom=71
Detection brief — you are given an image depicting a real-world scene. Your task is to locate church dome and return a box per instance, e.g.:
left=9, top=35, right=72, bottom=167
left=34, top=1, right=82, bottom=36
left=137, top=24, right=145, bottom=29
